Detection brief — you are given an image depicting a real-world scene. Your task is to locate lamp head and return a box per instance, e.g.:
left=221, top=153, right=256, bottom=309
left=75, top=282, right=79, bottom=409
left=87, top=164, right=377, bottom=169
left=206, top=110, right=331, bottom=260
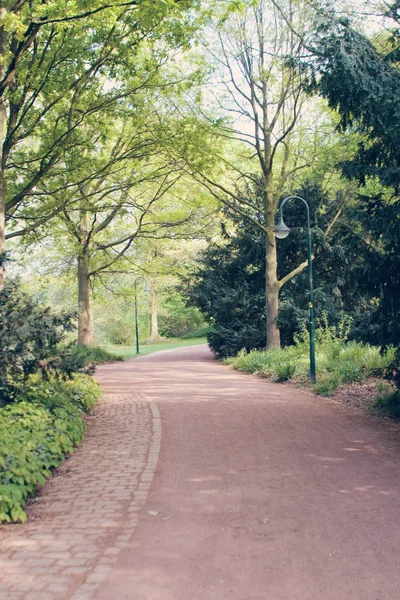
left=273, top=216, right=290, bottom=239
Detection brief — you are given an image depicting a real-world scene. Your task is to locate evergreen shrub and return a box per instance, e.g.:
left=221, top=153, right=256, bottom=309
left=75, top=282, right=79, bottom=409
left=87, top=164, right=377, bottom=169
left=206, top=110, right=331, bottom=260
left=0, top=281, right=74, bottom=404
left=0, top=281, right=116, bottom=404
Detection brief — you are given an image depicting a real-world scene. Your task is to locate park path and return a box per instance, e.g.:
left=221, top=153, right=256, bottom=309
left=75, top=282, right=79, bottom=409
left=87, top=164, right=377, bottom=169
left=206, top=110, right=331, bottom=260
left=1, top=345, right=400, bottom=599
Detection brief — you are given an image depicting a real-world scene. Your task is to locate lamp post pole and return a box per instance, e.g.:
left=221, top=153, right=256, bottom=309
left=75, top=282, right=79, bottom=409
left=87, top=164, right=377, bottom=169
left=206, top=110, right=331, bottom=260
left=274, top=196, right=316, bottom=384
left=133, top=276, right=148, bottom=355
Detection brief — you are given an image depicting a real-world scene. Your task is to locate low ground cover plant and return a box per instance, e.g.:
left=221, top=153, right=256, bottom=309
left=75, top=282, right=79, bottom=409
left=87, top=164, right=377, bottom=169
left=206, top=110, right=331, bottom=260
left=227, top=316, right=396, bottom=398
left=0, top=282, right=104, bottom=523
left=0, top=375, right=101, bottom=524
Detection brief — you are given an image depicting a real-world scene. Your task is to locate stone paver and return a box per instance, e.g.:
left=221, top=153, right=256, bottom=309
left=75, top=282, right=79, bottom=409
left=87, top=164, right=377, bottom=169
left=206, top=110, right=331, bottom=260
left=0, top=393, right=160, bottom=599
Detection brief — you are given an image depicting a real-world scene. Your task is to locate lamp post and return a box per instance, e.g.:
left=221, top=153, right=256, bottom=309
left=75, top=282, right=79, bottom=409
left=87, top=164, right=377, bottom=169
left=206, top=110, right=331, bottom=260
left=133, top=276, right=149, bottom=355
left=273, top=196, right=316, bottom=384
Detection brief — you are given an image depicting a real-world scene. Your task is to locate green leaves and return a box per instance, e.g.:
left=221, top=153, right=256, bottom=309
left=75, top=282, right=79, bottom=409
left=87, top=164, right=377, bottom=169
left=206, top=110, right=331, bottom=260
left=0, top=374, right=101, bottom=523
left=0, top=281, right=102, bottom=522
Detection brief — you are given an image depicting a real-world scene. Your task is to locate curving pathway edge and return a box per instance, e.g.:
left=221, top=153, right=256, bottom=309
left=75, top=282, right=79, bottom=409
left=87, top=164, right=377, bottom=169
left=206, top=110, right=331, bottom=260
left=0, top=392, right=161, bottom=600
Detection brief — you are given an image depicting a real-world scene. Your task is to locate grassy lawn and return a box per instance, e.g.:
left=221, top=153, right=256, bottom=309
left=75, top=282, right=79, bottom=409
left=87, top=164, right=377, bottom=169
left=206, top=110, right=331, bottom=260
left=103, top=338, right=207, bottom=359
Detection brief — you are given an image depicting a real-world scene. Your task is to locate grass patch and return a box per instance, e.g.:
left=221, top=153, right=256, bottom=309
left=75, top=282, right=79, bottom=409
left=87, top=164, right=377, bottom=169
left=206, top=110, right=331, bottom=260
left=103, top=337, right=207, bottom=359
left=314, top=373, right=342, bottom=396
left=272, top=361, right=297, bottom=383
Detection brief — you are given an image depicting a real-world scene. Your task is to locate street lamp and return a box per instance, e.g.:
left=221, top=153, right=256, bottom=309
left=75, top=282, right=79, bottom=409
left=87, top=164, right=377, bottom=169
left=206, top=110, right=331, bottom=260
left=133, top=276, right=149, bottom=354
left=273, top=196, right=316, bottom=384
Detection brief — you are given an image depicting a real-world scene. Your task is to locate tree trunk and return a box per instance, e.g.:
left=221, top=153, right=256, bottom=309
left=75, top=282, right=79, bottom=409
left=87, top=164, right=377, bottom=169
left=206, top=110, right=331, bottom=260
left=78, top=211, right=92, bottom=345
left=263, top=130, right=281, bottom=349
left=78, top=252, right=92, bottom=345
left=149, top=283, right=160, bottom=341
left=0, top=169, right=5, bottom=291
left=0, top=14, right=7, bottom=291
left=265, top=228, right=280, bottom=349
left=264, top=164, right=280, bottom=349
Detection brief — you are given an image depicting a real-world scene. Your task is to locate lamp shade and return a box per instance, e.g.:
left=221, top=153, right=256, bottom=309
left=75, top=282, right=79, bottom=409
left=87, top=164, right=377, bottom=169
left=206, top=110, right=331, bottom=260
left=273, top=216, right=290, bottom=239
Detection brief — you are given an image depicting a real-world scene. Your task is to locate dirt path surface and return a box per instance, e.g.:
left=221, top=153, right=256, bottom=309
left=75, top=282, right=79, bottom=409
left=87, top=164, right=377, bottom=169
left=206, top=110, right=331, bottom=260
left=2, top=345, right=400, bottom=600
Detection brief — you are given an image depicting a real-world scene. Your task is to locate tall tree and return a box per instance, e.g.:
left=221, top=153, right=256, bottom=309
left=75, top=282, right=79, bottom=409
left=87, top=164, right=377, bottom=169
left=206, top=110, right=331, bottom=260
left=306, top=2, right=400, bottom=354
left=52, top=160, right=212, bottom=343
left=185, top=179, right=359, bottom=356
left=0, top=0, right=197, bottom=289
left=186, top=0, right=340, bottom=348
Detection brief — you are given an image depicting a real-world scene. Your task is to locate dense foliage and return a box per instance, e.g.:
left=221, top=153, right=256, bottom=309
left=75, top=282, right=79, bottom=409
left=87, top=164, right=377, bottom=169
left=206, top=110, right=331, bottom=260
left=181, top=325, right=214, bottom=339
left=185, top=182, right=361, bottom=357
left=60, top=344, right=121, bottom=376
left=0, top=280, right=119, bottom=404
left=307, top=11, right=400, bottom=386
left=0, top=282, right=105, bottom=523
left=159, top=294, right=207, bottom=338
left=0, top=282, right=75, bottom=403
left=311, top=15, right=400, bottom=190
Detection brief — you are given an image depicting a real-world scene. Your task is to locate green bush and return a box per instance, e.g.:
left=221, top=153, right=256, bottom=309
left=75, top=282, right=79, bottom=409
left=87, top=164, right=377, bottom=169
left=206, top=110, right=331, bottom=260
left=15, top=373, right=101, bottom=414
left=228, top=315, right=395, bottom=396
left=273, top=361, right=296, bottom=383
left=232, top=348, right=274, bottom=373
left=59, top=344, right=121, bottom=375
left=314, top=374, right=342, bottom=396
left=0, top=281, right=75, bottom=404
left=372, top=391, right=400, bottom=419
left=159, top=295, right=205, bottom=338
left=0, top=375, right=101, bottom=523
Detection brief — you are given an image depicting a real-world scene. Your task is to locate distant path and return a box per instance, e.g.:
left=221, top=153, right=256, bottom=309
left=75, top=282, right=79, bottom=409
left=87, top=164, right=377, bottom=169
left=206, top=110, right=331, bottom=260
left=1, top=344, right=400, bottom=599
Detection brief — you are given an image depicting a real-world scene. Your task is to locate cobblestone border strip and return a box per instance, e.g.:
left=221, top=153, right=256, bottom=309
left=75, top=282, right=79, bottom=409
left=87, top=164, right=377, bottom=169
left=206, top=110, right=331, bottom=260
left=0, top=393, right=161, bottom=600
left=70, top=399, right=161, bottom=600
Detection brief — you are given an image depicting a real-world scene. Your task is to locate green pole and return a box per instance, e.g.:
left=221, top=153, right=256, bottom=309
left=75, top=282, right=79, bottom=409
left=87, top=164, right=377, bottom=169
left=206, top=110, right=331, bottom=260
left=307, top=226, right=316, bottom=384
left=274, top=196, right=317, bottom=384
left=133, top=275, right=148, bottom=355
left=135, top=286, right=139, bottom=355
